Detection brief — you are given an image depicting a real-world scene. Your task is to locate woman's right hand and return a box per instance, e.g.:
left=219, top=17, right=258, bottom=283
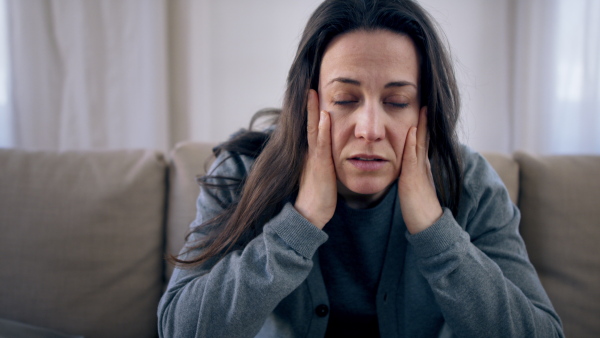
left=294, top=89, right=337, bottom=229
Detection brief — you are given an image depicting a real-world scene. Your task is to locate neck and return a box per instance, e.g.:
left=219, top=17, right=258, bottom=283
left=336, top=181, right=393, bottom=209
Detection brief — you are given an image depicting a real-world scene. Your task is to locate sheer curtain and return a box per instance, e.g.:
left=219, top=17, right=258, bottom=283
left=512, top=0, right=600, bottom=154
left=7, top=0, right=171, bottom=151
left=0, top=0, right=10, bottom=148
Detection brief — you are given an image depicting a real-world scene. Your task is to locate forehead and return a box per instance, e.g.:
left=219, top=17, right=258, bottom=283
left=319, top=29, right=419, bottom=84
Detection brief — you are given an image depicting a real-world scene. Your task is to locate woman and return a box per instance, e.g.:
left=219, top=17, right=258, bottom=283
left=158, top=0, right=564, bottom=337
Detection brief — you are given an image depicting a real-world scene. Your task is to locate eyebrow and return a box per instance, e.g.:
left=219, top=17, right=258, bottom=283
left=326, top=77, right=417, bottom=89
left=385, top=81, right=417, bottom=89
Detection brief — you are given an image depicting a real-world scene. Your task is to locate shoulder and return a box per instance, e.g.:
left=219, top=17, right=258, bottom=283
left=456, top=144, right=517, bottom=227
left=205, top=150, right=256, bottom=184
left=203, top=129, right=271, bottom=184
left=458, top=144, right=505, bottom=192
left=189, top=150, right=256, bottom=227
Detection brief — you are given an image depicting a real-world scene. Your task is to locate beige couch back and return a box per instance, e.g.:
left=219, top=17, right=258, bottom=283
left=515, top=152, right=600, bottom=338
left=0, top=148, right=167, bottom=338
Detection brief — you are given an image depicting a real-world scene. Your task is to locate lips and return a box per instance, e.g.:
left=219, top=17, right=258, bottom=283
left=347, top=154, right=388, bottom=171
left=349, top=154, right=386, bottom=161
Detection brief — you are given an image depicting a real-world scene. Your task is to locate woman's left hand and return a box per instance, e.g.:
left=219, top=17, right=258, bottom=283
left=398, top=107, right=443, bottom=234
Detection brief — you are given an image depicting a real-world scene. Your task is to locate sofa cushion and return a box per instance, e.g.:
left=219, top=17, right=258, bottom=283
left=515, top=152, right=600, bottom=338
left=0, top=148, right=167, bottom=338
left=165, top=142, right=216, bottom=279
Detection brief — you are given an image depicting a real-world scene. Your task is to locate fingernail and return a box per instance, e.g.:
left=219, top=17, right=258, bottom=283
left=412, top=128, right=417, bottom=137
left=320, top=111, right=326, bottom=120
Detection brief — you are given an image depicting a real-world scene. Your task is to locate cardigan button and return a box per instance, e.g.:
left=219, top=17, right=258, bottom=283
left=315, top=304, right=329, bottom=317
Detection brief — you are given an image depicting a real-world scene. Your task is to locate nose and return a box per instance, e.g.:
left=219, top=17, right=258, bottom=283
left=354, top=102, right=385, bottom=142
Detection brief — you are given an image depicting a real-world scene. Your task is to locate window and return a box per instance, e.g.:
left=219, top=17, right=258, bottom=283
left=550, top=0, right=600, bottom=153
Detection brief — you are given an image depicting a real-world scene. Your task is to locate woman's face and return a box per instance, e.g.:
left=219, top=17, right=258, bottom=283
left=318, top=29, right=421, bottom=206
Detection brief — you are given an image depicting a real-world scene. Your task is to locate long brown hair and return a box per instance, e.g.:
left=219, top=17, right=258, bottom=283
left=172, top=0, right=462, bottom=268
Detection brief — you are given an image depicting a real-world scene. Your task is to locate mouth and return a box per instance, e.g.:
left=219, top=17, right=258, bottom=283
left=349, top=154, right=386, bottom=161
left=351, top=157, right=385, bottom=161
left=347, top=155, right=388, bottom=171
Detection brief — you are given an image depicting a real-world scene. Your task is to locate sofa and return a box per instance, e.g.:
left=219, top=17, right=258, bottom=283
left=0, top=142, right=598, bottom=338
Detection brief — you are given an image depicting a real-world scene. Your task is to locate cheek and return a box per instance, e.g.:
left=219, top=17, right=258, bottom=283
left=328, top=113, right=352, bottom=158
left=389, top=115, right=419, bottom=159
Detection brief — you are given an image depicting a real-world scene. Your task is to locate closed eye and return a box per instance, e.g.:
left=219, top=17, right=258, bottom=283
left=386, top=102, right=409, bottom=108
left=334, top=100, right=358, bottom=105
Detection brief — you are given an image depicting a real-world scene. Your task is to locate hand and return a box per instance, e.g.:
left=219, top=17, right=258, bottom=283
left=398, top=107, right=443, bottom=234
left=294, top=89, right=337, bottom=229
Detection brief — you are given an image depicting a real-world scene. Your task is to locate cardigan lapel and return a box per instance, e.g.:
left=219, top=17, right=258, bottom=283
left=375, top=194, right=408, bottom=336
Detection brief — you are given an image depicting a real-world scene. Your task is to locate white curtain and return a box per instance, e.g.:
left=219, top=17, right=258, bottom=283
left=0, top=0, right=10, bottom=148
left=512, top=0, right=600, bottom=154
left=8, top=0, right=171, bottom=151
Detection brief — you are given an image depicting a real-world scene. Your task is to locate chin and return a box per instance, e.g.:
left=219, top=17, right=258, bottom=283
left=340, top=178, right=395, bottom=197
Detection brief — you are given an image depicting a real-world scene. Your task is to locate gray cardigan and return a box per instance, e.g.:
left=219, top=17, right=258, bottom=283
left=158, top=145, right=564, bottom=337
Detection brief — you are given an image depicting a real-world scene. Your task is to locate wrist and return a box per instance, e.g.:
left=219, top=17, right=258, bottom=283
left=293, top=202, right=328, bottom=229
left=406, top=206, right=443, bottom=235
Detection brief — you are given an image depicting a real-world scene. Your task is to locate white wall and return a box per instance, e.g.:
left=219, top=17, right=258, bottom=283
left=182, top=0, right=323, bottom=144
left=187, top=0, right=513, bottom=153
left=420, top=0, right=513, bottom=153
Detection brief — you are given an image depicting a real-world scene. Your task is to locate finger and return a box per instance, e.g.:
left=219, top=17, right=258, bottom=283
left=416, top=106, right=428, bottom=160
left=402, top=126, right=418, bottom=174
left=306, top=89, right=319, bottom=150
left=317, top=110, right=332, bottom=159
